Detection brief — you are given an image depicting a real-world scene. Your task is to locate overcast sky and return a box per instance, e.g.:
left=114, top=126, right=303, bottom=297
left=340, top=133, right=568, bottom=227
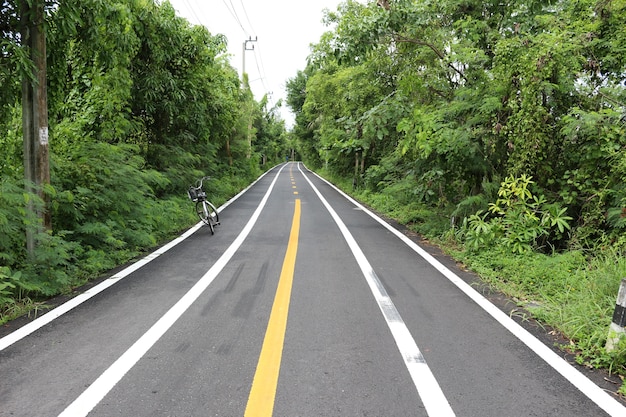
left=166, top=0, right=348, bottom=128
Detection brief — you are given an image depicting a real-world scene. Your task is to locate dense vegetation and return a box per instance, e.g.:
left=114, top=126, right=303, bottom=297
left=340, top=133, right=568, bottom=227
left=0, top=1, right=288, bottom=319
left=286, top=0, right=626, bottom=391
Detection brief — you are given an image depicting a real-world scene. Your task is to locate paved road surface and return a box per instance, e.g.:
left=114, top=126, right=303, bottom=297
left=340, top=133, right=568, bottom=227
left=1, top=162, right=625, bottom=416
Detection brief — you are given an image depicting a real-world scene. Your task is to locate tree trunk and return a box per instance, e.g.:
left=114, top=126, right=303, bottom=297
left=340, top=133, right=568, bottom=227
left=21, top=0, right=50, bottom=255
left=353, top=151, right=360, bottom=189
left=226, top=138, right=233, bottom=166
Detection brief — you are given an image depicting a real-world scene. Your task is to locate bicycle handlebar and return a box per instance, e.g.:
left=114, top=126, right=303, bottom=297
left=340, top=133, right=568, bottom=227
left=195, top=176, right=211, bottom=188
left=188, top=176, right=212, bottom=201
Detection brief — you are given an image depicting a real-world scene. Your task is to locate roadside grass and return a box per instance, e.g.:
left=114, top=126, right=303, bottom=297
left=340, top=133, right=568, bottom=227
left=318, top=169, right=626, bottom=392
left=0, top=298, right=49, bottom=326
left=1, top=197, right=202, bottom=326
left=445, top=244, right=626, bottom=392
left=0, top=164, right=262, bottom=327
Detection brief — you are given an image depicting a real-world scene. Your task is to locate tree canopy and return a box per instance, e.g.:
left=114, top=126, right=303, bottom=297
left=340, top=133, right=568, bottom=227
left=0, top=0, right=287, bottom=304
left=287, top=0, right=626, bottom=252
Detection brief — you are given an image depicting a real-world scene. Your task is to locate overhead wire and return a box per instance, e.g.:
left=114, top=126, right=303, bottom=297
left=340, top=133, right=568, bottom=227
left=180, top=0, right=274, bottom=106
left=236, top=0, right=272, bottom=104
left=225, top=0, right=249, bottom=36
left=239, top=0, right=256, bottom=35
left=252, top=46, right=273, bottom=107
left=181, top=0, right=203, bottom=25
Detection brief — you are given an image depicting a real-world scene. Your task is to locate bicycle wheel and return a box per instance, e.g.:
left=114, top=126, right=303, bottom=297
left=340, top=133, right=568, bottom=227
left=206, top=201, right=219, bottom=227
left=196, top=201, right=215, bottom=234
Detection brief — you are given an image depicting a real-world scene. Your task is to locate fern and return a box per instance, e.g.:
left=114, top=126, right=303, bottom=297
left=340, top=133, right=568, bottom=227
left=452, top=194, right=489, bottom=220
left=607, top=207, right=626, bottom=230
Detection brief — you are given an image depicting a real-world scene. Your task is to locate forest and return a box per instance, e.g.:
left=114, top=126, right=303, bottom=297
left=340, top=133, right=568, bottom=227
left=285, top=0, right=626, bottom=391
left=0, top=1, right=288, bottom=317
left=1, top=0, right=626, bottom=394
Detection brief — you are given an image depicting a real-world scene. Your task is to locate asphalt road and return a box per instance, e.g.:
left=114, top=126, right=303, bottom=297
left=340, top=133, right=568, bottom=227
left=1, top=162, right=625, bottom=417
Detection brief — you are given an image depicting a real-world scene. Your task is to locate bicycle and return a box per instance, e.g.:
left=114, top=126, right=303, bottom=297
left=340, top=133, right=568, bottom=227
left=188, top=176, right=220, bottom=234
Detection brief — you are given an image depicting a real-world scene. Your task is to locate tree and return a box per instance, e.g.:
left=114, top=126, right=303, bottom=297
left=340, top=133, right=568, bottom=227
left=253, top=96, right=288, bottom=165
left=290, top=0, right=626, bottom=246
left=3, top=0, right=53, bottom=254
left=286, top=69, right=321, bottom=167
left=0, top=0, right=283, bottom=307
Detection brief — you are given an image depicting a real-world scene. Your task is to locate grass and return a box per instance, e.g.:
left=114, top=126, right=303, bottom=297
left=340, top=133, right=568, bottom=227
left=0, top=296, right=49, bottom=326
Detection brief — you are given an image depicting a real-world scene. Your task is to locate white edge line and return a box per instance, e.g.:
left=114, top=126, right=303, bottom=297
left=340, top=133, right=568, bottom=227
left=299, top=164, right=456, bottom=417
left=57, top=164, right=287, bottom=417
left=0, top=166, right=279, bottom=352
left=305, top=166, right=626, bottom=417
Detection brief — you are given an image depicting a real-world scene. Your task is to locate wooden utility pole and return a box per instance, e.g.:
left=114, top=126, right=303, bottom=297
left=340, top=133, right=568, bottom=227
left=21, top=0, right=51, bottom=254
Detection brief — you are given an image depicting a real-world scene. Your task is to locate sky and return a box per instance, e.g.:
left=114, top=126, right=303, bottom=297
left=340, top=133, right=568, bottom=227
left=165, top=0, right=347, bottom=128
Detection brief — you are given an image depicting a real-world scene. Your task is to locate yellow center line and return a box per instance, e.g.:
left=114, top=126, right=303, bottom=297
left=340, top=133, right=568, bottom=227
left=245, top=199, right=301, bottom=417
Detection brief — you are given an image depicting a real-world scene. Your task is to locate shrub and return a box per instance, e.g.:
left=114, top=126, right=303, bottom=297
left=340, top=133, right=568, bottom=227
left=460, top=175, right=572, bottom=253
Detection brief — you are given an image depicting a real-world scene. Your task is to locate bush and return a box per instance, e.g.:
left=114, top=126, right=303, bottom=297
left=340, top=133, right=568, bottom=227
left=460, top=175, right=572, bottom=253
left=0, top=179, right=41, bottom=266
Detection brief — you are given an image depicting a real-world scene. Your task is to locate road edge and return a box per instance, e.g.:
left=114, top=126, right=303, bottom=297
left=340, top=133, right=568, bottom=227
left=0, top=165, right=280, bottom=351
left=304, top=165, right=626, bottom=415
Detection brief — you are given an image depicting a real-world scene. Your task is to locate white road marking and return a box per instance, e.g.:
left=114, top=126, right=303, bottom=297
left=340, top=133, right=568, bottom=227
left=0, top=168, right=275, bottom=352
left=307, top=167, right=626, bottom=417
left=56, top=165, right=287, bottom=417
left=299, top=164, right=456, bottom=417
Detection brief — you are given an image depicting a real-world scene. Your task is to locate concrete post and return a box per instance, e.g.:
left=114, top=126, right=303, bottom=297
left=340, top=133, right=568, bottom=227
left=606, top=278, right=626, bottom=352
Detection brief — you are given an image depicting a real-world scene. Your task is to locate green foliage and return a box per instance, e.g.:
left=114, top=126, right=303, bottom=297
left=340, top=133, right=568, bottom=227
left=451, top=179, right=500, bottom=221
left=50, top=142, right=199, bottom=266
left=293, top=0, right=625, bottom=250
left=0, top=99, right=24, bottom=179
left=23, top=231, right=82, bottom=296
left=533, top=251, right=626, bottom=379
left=557, top=107, right=626, bottom=248
left=461, top=175, right=572, bottom=253
left=0, top=266, right=42, bottom=322
left=462, top=211, right=497, bottom=252
left=0, top=267, right=35, bottom=307
left=0, top=179, right=40, bottom=265
left=0, top=178, right=81, bottom=304
left=254, top=98, right=289, bottom=166
left=0, top=0, right=285, bottom=321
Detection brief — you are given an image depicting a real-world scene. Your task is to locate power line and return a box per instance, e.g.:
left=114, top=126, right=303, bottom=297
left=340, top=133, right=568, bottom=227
left=181, top=0, right=202, bottom=25
left=239, top=0, right=256, bottom=34
left=254, top=42, right=268, bottom=84
left=252, top=46, right=270, bottom=96
left=224, top=0, right=248, bottom=36
left=175, top=0, right=274, bottom=105
left=236, top=0, right=268, bottom=100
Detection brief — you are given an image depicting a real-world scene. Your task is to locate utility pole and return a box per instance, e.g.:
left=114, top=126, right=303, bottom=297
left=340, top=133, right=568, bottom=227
left=242, top=36, right=257, bottom=159
left=242, top=36, right=257, bottom=77
left=21, top=0, right=51, bottom=255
